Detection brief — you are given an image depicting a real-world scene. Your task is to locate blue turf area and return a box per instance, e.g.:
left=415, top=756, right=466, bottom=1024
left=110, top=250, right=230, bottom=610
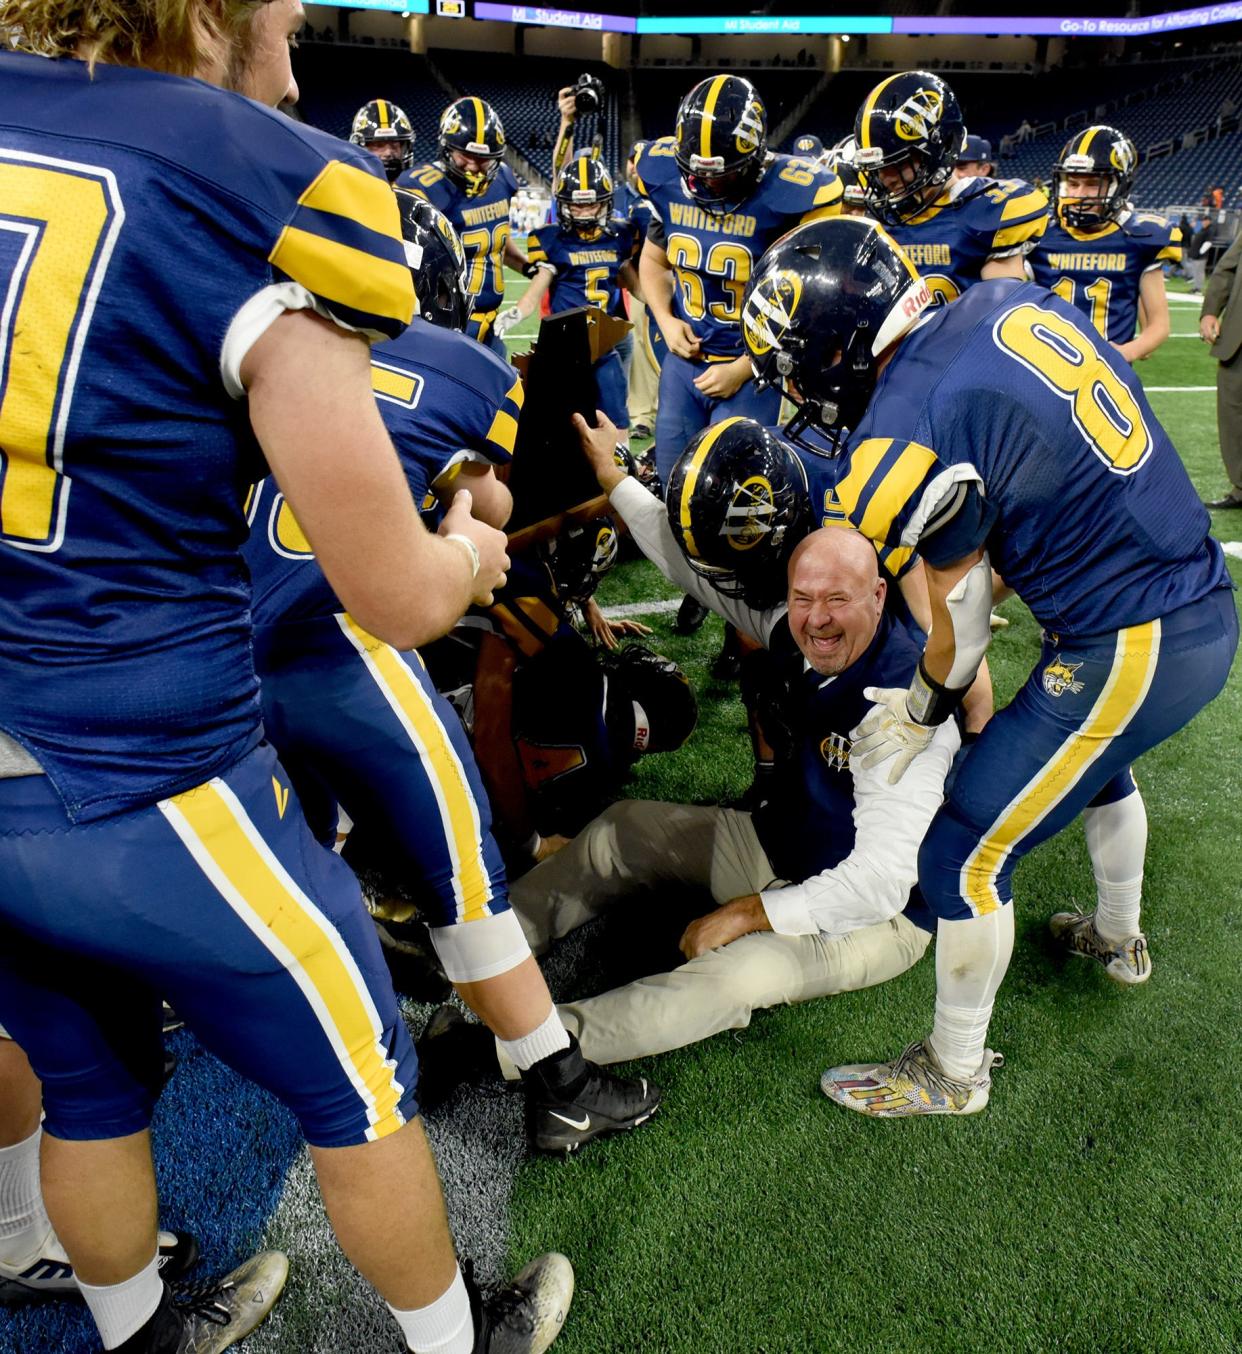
left=2, top=1031, right=302, bottom=1354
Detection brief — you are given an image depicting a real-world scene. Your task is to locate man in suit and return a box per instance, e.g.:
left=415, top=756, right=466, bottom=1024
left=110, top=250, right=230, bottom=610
left=1201, top=227, right=1242, bottom=508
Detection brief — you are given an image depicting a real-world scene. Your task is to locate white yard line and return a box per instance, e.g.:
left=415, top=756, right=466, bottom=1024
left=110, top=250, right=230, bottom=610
left=1144, top=385, right=1215, bottom=392
left=602, top=598, right=683, bottom=619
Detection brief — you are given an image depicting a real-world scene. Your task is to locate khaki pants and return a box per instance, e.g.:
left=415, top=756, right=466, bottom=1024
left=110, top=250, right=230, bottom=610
left=504, top=800, right=930, bottom=1073
left=626, top=298, right=659, bottom=429
left=1218, top=348, right=1242, bottom=494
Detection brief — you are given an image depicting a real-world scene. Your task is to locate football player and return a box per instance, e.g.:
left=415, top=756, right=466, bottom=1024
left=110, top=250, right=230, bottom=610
left=398, top=96, right=532, bottom=354
left=349, top=98, right=416, bottom=183
left=742, top=217, right=1237, bottom=1117
left=1030, top=125, right=1182, bottom=364
left=0, top=2, right=575, bottom=1350
left=496, top=158, right=642, bottom=440
left=828, top=136, right=868, bottom=217
left=634, top=74, right=843, bottom=485
left=854, top=71, right=1048, bottom=306
left=244, top=194, right=661, bottom=1157
left=615, top=140, right=664, bottom=434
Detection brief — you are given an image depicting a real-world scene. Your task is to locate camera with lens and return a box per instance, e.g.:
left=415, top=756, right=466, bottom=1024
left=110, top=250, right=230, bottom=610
left=573, top=73, right=605, bottom=117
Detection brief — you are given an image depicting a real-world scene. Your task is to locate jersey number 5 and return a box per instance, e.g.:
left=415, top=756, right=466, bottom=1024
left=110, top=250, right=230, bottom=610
left=994, top=301, right=1151, bottom=475
left=0, top=155, right=124, bottom=551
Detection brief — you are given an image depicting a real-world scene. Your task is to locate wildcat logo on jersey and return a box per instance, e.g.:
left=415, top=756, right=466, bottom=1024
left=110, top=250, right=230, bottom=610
left=722, top=475, right=775, bottom=550
left=894, top=88, right=944, bottom=143
left=734, top=98, right=766, bottom=156
left=1042, top=655, right=1085, bottom=697
left=819, top=731, right=851, bottom=772
left=742, top=269, right=802, bottom=356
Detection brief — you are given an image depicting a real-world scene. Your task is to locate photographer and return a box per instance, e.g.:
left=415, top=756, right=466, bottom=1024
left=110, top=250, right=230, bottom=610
left=552, top=73, right=606, bottom=181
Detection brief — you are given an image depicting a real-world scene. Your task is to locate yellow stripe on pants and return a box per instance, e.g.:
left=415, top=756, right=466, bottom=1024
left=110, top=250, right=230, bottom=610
left=159, top=779, right=406, bottom=1140
left=960, top=620, right=1161, bottom=915
left=338, top=615, right=494, bottom=924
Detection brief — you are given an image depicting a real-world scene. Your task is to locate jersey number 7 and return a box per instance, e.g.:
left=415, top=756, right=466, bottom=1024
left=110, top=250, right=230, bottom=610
left=0, top=154, right=124, bottom=552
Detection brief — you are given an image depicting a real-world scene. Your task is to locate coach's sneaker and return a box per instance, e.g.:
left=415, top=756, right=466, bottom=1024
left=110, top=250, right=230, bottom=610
left=0, top=1227, right=199, bottom=1304
left=466, top=1253, right=574, bottom=1354
left=522, top=1036, right=660, bottom=1154
left=116, top=1251, right=288, bottom=1352
left=820, top=1040, right=1003, bottom=1118
left=1050, top=910, right=1152, bottom=985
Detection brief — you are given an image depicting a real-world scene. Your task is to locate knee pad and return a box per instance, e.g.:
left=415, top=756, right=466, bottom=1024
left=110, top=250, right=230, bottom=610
left=429, top=908, right=531, bottom=984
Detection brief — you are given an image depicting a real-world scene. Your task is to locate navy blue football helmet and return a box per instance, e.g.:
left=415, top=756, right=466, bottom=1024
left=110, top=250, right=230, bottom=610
left=674, top=75, right=769, bottom=216
left=394, top=193, right=474, bottom=332
left=853, top=71, right=966, bottom=222
left=741, top=217, right=931, bottom=445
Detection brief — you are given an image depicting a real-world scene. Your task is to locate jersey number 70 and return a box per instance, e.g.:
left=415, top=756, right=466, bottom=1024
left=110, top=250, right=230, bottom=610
left=0, top=153, right=124, bottom=552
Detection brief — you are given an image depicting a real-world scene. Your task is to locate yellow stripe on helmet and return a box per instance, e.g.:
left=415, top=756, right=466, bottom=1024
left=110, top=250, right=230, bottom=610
left=700, top=75, right=729, bottom=160
left=1075, top=127, right=1096, bottom=160
left=376, top=99, right=389, bottom=129
left=858, top=73, right=903, bottom=151
left=472, top=97, right=485, bottom=145
left=679, top=417, right=743, bottom=560
left=579, top=156, right=589, bottom=192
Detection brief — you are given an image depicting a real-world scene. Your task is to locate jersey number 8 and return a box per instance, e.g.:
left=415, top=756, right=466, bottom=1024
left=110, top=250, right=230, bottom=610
left=994, top=302, right=1151, bottom=475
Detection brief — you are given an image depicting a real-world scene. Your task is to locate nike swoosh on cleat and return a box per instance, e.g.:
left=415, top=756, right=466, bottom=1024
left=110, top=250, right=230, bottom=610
left=548, top=1110, right=591, bottom=1131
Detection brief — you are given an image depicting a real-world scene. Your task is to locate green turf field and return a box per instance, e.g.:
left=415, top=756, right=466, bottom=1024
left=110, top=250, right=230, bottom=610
left=498, top=274, right=1242, bottom=1353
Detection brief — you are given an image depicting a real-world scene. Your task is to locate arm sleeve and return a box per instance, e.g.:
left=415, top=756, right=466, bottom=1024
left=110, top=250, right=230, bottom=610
left=760, top=718, right=959, bottom=937
left=609, top=478, right=785, bottom=645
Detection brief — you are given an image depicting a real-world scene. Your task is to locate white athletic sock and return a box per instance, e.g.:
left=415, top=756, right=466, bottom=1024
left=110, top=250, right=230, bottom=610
left=1084, top=793, right=1148, bottom=943
left=78, top=1251, right=163, bottom=1351
left=390, top=1264, right=473, bottom=1354
left=497, top=1006, right=570, bottom=1073
left=928, top=908, right=1015, bottom=1080
left=0, top=1125, right=50, bottom=1263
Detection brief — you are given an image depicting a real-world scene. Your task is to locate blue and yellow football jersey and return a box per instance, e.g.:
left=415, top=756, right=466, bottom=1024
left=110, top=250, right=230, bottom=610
left=247, top=318, right=523, bottom=631
left=0, top=52, right=413, bottom=822
left=397, top=158, right=519, bottom=341
left=886, top=175, right=1049, bottom=306
left=525, top=217, right=639, bottom=316
left=1029, top=209, right=1182, bottom=344
left=615, top=179, right=656, bottom=251
left=634, top=140, right=842, bottom=357
left=832, top=279, right=1227, bottom=636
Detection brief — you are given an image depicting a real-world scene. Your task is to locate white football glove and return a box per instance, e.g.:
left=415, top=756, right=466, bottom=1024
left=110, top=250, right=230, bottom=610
left=851, top=685, right=936, bottom=785
left=493, top=306, right=522, bottom=339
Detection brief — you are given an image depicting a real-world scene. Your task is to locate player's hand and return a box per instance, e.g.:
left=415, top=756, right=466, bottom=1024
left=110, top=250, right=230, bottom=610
left=534, top=833, right=571, bottom=862
left=679, top=895, right=767, bottom=960
left=440, top=490, right=510, bottom=606
left=494, top=306, right=522, bottom=339
left=850, top=685, right=936, bottom=785
left=557, top=86, right=577, bottom=123
left=572, top=410, right=629, bottom=492
left=660, top=318, right=702, bottom=360
left=583, top=597, right=652, bottom=649
left=693, top=356, right=751, bottom=400
left=1201, top=314, right=1221, bottom=343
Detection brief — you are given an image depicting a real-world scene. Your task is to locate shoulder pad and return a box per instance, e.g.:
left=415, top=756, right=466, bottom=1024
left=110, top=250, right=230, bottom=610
left=762, top=155, right=843, bottom=217
left=634, top=137, right=680, bottom=199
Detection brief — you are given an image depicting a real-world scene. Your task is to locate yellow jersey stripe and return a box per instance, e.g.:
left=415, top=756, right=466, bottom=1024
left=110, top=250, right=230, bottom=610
left=993, top=217, right=1048, bottom=249
left=504, top=375, right=526, bottom=412
left=472, top=97, right=485, bottom=145
left=485, top=408, right=520, bottom=458
left=701, top=75, right=729, bottom=159
left=829, top=437, right=893, bottom=525
left=1000, top=188, right=1050, bottom=223
left=371, top=365, right=419, bottom=405
left=269, top=225, right=414, bottom=327
left=159, top=779, right=407, bottom=1140
left=679, top=417, right=742, bottom=559
left=858, top=73, right=902, bottom=151
left=798, top=203, right=842, bottom=226
left=337, top=616, right=494, bottom=924
left=489, top=602, right=544, bottom=658
left=297, top=160, right=403, bottom=237
left=961, top=620, right=1160, bottom=914
left=856, top=441, right=938, bottom=544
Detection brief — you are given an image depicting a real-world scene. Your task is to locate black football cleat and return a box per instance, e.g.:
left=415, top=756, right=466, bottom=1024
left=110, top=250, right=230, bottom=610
left=674, top=596, right=710, bottom=635
left=521, top=1036, right=660, bottom=1155
left=466, top=1253, right=574, bottom=1354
